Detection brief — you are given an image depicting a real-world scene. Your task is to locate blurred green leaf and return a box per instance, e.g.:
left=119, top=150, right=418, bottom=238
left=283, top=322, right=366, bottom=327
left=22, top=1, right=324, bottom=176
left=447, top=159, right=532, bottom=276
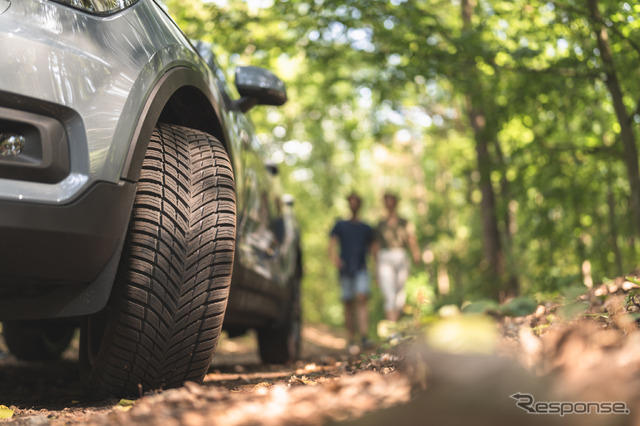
left=425, top=315, right=498, bottom=354
left=561, top=285, right=587, bottom=302
left=461, top=299, right=499, bottom=314
left=498, top=297, right=538, bottom=317
left=118, top=399, right=135, bottom=407
left=558, top=301, right=589, bottom=321
left=626, top=276, right=640, bottom=286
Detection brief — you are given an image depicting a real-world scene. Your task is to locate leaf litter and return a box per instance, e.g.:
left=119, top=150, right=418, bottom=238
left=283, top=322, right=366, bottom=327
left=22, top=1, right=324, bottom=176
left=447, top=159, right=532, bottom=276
left=2, top=279, right=640, bottom=425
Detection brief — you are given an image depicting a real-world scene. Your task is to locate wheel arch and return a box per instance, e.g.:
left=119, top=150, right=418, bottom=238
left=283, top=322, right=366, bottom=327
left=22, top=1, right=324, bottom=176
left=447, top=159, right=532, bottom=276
left=121, top=66, right=232, bottom=183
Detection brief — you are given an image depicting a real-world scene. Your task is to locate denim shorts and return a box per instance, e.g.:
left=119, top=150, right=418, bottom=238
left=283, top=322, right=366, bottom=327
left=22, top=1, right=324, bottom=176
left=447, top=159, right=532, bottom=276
left=339, top=269, right=370, bottom=301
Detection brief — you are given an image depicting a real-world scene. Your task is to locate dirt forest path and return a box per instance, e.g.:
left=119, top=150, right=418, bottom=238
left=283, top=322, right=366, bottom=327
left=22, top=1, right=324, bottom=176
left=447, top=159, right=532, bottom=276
left=3, top=282, right=640, bottom=426
left=0, top=325, right=410, bottom=425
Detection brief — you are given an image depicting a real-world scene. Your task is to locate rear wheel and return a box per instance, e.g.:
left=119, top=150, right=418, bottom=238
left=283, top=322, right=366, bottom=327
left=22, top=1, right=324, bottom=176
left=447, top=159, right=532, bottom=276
left=2, top=320, right=75, bottom=361
left=258, top=263, right=301, bottom=364
left=80, top=123, right=236, bottom=396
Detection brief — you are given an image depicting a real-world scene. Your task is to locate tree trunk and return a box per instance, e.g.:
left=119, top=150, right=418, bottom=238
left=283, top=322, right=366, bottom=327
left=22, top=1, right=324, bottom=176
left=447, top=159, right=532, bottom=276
left=494, top=140, right=519, bottom=297
left=607, top=174, right=624, bottom=276
left=461, top=0, right=504, bottom=298
left=588, top=0, right=640, bottom=239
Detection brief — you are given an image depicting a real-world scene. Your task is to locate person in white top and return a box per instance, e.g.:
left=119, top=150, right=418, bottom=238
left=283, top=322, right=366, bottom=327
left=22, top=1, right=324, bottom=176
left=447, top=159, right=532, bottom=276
left=373, top=192, right=421, bottom=322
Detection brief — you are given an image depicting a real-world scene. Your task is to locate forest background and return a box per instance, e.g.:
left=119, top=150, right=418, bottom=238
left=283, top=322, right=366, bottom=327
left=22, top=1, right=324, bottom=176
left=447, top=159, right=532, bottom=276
left=165, top=0, right=640, bottom=329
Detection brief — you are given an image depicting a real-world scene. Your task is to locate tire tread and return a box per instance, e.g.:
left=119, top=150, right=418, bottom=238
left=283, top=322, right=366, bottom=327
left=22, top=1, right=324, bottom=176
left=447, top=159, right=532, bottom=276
left=84, top=123, right=235, bottom=395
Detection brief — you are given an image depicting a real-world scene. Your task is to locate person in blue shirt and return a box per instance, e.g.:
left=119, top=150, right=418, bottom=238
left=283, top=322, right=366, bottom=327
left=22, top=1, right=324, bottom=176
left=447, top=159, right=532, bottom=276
left=328, top=192, right=375, bottom=348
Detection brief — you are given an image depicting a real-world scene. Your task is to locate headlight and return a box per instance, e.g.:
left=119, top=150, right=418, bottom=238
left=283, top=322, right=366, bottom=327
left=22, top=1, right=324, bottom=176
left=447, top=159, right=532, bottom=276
left=50, top=0, right=139, bottom=15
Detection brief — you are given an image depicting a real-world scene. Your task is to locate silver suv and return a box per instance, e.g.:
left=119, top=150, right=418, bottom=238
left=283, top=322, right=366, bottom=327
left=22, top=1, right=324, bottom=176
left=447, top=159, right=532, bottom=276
left=0, top=0, right=301, bottom=396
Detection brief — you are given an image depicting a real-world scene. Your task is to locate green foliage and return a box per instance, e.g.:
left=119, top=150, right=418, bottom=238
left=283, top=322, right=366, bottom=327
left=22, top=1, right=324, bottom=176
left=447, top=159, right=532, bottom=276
left=556, top=284, right=590, bottom=320
left=461, top=299, right=499, bottom=315
left=461, top=296, right=537, bottom=317
left=624, top=287, right=640, bottom=310
left=626, top=276, right=640, bottom=286
left=163, top=0, right=640, bottom=325
left=498, top=296, right=538, bottom=317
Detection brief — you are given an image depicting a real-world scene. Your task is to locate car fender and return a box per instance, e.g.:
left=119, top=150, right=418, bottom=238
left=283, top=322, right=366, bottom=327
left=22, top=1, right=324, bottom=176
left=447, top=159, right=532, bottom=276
left=120, top=64, right=233, bottom=183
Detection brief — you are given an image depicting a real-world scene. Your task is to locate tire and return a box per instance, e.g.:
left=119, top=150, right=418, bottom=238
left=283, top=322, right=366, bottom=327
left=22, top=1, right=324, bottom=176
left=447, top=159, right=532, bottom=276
left=2, top=320, right=75, bottom=361
left=80, top=123, right=236, bottom=396
left=257, top=263, right=302, bottom=364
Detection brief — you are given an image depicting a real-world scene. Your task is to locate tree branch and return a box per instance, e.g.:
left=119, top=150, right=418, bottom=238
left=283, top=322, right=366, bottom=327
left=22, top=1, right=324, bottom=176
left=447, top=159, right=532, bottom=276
left=548, top=0, right=640, bottom=57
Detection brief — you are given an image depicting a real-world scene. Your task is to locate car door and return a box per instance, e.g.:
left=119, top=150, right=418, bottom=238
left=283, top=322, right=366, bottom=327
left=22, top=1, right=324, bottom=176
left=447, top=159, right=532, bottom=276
left=195, top=43, right=289, bottom=324
left=235, top=115, right=279, bottom=276
left=193, top=42, right=277, bottom=277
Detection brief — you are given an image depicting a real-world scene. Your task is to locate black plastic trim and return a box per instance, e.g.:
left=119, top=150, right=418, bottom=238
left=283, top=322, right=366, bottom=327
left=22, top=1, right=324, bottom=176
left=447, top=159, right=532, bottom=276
left=0, top=181, right=136, bottom=312
left=0, top=232, right=127, bottom=320
left=122, top=66, right=229, bottom=182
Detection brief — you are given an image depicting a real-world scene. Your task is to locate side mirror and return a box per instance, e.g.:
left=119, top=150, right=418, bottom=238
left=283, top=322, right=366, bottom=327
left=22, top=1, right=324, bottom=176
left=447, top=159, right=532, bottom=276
left=234, top=66, right=287, bottom=113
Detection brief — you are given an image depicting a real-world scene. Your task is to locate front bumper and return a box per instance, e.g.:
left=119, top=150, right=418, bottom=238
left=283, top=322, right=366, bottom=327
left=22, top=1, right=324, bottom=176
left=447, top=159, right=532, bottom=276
left=0, top=0, right=157, bottom=203
left=0, top=180, right=136, bottom=320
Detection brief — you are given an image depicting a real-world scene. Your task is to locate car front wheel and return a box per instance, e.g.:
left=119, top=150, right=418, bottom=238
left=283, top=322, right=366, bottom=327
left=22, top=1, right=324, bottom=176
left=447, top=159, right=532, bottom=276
left=80, top=123, right=236, bottom=396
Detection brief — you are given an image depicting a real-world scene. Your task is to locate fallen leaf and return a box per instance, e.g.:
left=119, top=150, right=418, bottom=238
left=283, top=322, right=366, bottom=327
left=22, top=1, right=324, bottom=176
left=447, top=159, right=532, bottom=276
left=300, top=376, right=317, bottom=385
left=252, top=382, right=272, bottom=391
left=118, top=399, right=135, bottom=407
left=0, top=405, right=14, bottom=419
